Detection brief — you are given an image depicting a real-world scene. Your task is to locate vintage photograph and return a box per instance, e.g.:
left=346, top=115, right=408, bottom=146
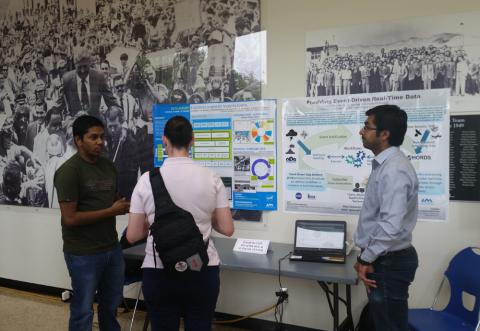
left=0, top=0, right=262, bottom=207
left=305, top=11, right=480, bottom=111
left=233, top=155, right=250, bottom=172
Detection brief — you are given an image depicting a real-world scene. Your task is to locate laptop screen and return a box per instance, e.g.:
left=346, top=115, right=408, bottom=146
left=294, top=220, right=346, bottom=253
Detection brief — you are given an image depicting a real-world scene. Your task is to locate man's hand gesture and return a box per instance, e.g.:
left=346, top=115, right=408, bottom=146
left=111, top=197, right=130, bottom=215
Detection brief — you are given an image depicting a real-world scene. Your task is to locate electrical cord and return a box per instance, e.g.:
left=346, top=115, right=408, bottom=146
left=275, top=295, right=285, bottom=324
left=214, top=303, right=278, bottom=324
left=218, top=252, right=292, bottom=324
left=278, top=251, right=292, bottom=290
left=275, top=251, right=292, bottom=325
left=215, top=251, right=292, bottom=326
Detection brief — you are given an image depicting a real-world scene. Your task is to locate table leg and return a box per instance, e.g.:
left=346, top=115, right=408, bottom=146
left=346, top=285, right=354, bottom=330
left=318, top=281, right=354, bottom=331
left=333, top=283, right=339, bottom=330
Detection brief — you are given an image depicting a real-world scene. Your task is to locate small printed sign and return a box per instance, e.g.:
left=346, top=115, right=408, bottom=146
left=233, top=238, right=270, bottom=255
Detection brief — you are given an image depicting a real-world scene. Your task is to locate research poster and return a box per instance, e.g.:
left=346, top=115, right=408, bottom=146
left=153, top=100, right=277, bottom=211
left=282, top=90, right=450, bottom=221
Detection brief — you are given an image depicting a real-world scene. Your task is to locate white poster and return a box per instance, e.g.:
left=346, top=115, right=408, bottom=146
left=282, top=89, right=450, bottom=222
left=306, top=11, right=480, bottom=112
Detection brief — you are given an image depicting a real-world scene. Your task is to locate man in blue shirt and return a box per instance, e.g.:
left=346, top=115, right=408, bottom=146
left=354, top=104, right=419, bottom=331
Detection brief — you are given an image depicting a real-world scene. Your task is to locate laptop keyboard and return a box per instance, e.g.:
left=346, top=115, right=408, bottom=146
left=292, top=251, right=345, bottom=263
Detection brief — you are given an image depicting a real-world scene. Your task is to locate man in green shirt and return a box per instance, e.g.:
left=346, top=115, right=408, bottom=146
left=54, top=115, right=130, bottom=331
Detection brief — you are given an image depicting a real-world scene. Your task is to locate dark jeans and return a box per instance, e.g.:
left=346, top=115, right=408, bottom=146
left=64, top=245, right=125, bottom=331
left=367, top=246, right=418, bottom=331
left=142, top=266, right=220, bottom=331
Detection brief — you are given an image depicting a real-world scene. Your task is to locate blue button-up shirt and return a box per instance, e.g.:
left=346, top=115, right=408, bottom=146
left=354, top=146, right=419, bottom=263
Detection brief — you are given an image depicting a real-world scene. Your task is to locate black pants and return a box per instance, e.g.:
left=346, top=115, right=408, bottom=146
left=142, top=266, right=220, bottom=331
left=367, top=246, right=418, bottom=331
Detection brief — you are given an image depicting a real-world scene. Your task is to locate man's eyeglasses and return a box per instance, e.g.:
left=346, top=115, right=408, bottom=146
left=362, top=123, right=377, bottom=131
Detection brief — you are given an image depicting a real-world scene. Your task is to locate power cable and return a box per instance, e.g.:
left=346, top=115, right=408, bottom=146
left=275, top=251, right=292, bottom=325
left=216, top=251, right=292, bottom=326
left=214, top=303, right=277, bottom=324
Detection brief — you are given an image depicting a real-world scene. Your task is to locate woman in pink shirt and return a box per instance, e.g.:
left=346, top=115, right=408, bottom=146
left=127, top=115, right=234, bottom=331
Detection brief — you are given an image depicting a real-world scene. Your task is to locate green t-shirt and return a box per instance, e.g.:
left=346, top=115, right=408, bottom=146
left=54, top=153, right=119, bottom=255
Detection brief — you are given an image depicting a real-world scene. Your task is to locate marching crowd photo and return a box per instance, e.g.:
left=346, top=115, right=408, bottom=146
left=306, top=43, right=477, bottom=98
left=0, top=0, right=261, bottom=207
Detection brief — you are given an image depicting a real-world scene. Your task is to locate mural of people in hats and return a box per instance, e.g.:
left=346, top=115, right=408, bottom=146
left=0, top=0, right=262, bottom=211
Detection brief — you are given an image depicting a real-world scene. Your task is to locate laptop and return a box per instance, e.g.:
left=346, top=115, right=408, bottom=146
left=290, top=220, right=347, bottom=264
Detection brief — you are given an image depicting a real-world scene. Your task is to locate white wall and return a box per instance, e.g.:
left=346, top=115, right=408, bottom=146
left=2, top=1, right=480, bottom=330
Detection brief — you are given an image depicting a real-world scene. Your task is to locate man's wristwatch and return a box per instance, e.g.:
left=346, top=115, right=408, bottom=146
left=357, top=255, right=372, bottom=266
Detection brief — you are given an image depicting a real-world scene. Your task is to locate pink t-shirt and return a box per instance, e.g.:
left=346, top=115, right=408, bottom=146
left=129, top=157, right=230, bottom=268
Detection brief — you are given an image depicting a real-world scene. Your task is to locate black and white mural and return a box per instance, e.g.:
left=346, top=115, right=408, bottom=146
left=305, top=12, right=480, bottom=111
left=0, top=0, right=262, bottom=207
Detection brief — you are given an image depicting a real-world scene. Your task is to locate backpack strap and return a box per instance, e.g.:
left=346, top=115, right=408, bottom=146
left=149, top=167, right=176, bottom=268
left=149, top=167, right=176, bottom=220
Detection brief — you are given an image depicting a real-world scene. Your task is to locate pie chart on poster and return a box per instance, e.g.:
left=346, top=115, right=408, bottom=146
left=251, top=158, right=271, bottom=180
left=251, top=121, right=272, bottom=143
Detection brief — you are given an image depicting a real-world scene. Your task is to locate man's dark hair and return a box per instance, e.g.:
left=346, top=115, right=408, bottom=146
left=120, top=53, right=128, bottom=61
left=35, top=100, right=48, bottom=115
left=44, top=106, right=63, bottom=125
left=164, top=116, right=192, bottom=149
left=3, top=161, right=22, bottom=200
left=13, top=105, right=30, bottom=120
left=105, top=105, right=124, bottom=123
left=366, top=104, right=407, bottom=146
left=72, top=115, right=104, bottom=141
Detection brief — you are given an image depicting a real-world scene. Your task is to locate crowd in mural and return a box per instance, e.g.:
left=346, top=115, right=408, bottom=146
left=0, top=0, right=261, bottom=207
left=306, top=44, right=477, bottom=97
